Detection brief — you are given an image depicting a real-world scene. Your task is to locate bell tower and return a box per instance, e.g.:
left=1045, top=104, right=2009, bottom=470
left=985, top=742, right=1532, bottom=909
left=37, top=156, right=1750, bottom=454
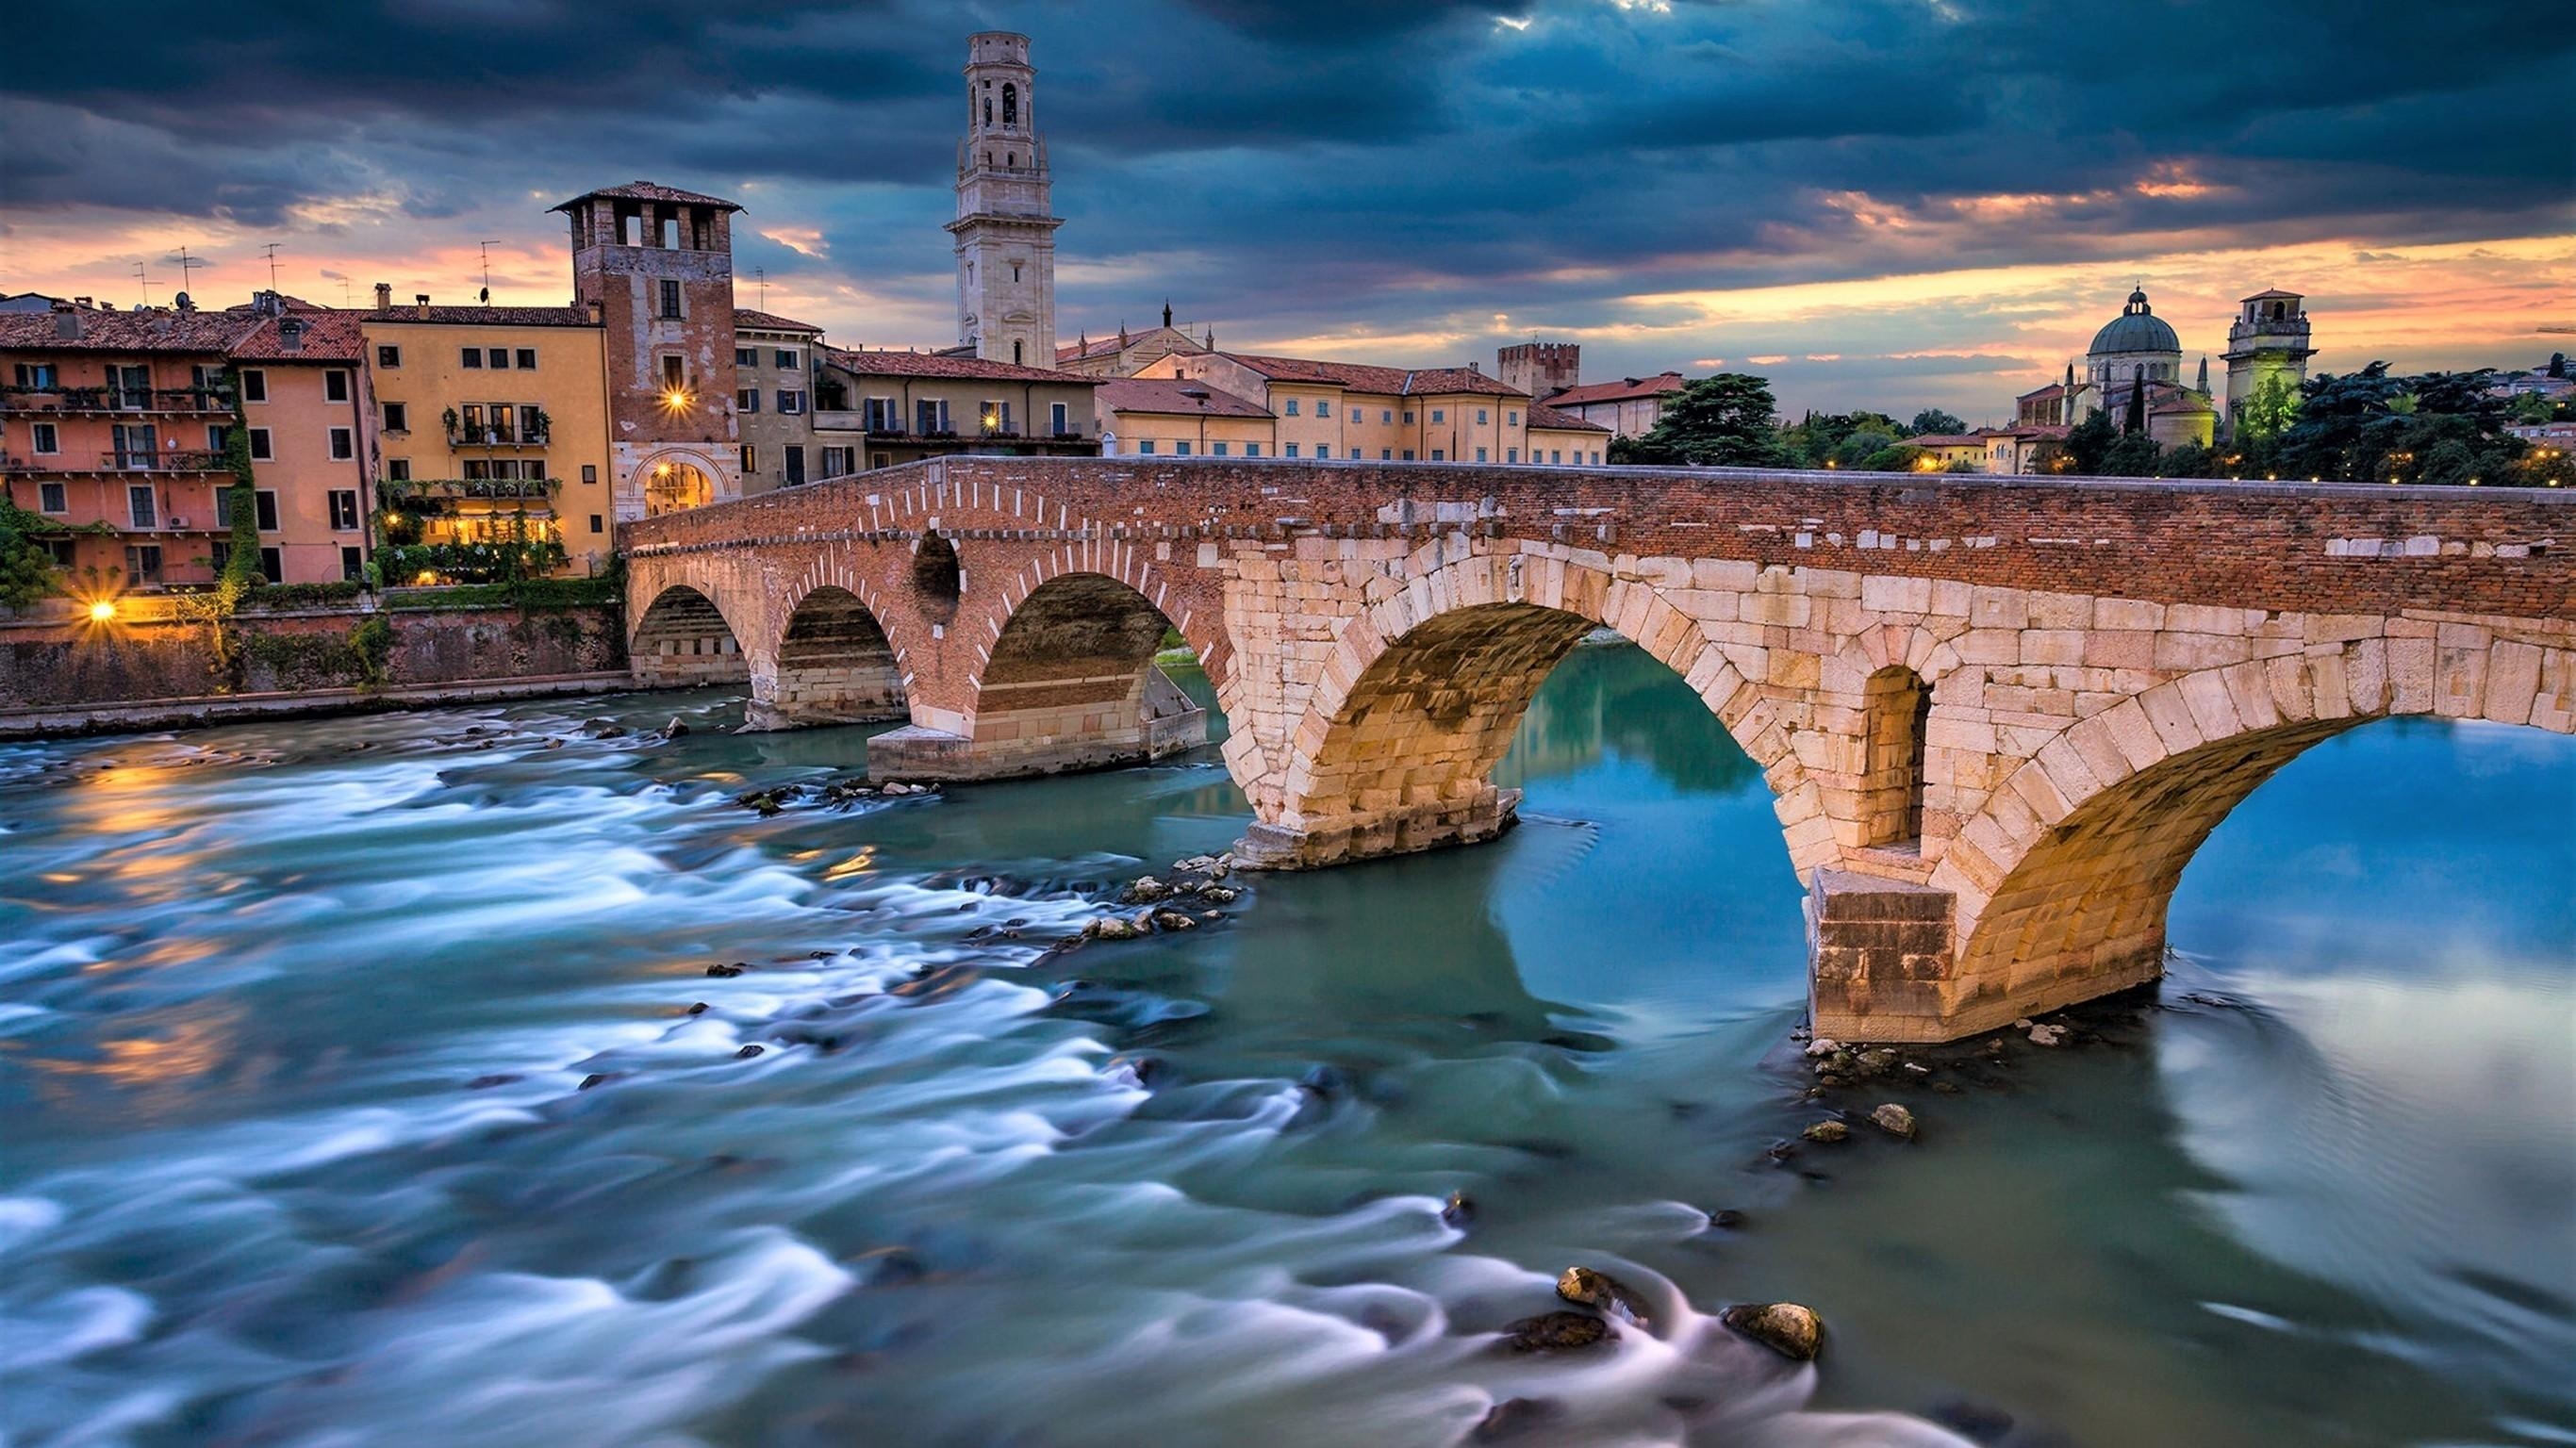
left=948, top=31, right=1060, bottom=369
left=2222, top=288, right=2316, bottom=429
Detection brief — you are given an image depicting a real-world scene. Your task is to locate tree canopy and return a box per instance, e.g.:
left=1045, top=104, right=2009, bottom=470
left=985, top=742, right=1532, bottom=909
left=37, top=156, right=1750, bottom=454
left=0, top=499, right=65, bottom=612
left=1619, top=373, right=1791, bottom=467
left=1907, top=407, right=1967, bottom=436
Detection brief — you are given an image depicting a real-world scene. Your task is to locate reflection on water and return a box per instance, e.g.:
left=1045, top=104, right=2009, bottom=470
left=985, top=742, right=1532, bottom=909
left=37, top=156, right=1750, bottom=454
left=0, top=645, right=2567, bottom=1447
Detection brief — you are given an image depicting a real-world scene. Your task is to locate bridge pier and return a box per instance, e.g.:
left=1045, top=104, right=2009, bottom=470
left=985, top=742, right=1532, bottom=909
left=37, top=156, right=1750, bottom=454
left=1234, top=783, right=1521, bottom=868
left=866, top=666, right=1208, bottom=782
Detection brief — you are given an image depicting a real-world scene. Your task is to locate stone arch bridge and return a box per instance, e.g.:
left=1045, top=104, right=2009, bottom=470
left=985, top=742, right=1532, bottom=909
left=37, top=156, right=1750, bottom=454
left=622, top=457, right=2573, bottom=1043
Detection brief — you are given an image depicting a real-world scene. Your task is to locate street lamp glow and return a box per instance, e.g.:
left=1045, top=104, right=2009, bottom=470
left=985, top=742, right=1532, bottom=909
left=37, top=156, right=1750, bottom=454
left=88, top=600, right=117, bottom=622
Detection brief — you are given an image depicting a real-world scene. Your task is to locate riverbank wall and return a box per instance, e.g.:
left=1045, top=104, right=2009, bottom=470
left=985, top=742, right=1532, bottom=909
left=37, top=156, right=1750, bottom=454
left=0, top=598, right=629, bottom=738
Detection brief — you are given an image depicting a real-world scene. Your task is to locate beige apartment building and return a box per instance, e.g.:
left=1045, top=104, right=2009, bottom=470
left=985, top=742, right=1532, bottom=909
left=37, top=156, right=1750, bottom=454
left=734, top=307, right=823, bottom=490
left=814, top=349, right=1099, bottom=471
left=1124, top=351, right=1607, bottom=465
left=1095, top=376, right=1275, bottom=457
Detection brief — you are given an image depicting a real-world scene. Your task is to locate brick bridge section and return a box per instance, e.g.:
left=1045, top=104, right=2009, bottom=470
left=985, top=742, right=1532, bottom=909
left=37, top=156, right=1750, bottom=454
left=622, top=458, right=2574, bottom=1043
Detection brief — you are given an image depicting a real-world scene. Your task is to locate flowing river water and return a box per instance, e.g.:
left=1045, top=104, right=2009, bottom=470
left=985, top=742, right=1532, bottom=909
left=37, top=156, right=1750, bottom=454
left=1, top=642, right=2569, bottom=1447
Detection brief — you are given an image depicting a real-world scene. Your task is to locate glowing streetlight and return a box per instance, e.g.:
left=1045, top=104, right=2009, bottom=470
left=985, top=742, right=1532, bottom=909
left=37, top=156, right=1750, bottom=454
left=88, top=600, right=117, bottom=622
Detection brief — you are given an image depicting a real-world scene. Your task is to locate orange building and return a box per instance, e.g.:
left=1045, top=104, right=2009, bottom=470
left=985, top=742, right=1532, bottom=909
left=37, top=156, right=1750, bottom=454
left=226, top=304, right=377, bottom=583
left=1, top=302, right=242, bottom=591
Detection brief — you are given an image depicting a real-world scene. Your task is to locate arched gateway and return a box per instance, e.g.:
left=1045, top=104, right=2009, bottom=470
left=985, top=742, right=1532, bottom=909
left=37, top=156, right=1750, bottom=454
left=623, top=457, right=2573, bottom=1042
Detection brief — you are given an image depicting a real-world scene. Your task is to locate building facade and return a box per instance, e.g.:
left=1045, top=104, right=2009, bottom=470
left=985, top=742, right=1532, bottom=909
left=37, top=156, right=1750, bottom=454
left=1, top=304, right=240, bottom=591
left=555, top=181, right=745, bottom=519
left=814, top=349, right=1099, bottom=471
left=950, top=32, right=1061, bottom=369
left=226, top=304, right=376, bottom=584
left=1136, top=352, right=1537, bottom=463
left=734, top=308, right=824, bottom=492
left=357, top=297, right=616, bottom=579
left=1530, top=370, right=1689, bottom=439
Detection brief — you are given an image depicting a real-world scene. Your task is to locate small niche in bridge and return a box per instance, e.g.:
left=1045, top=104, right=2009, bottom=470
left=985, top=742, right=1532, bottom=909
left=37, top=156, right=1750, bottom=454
left=912, top=530, right=962, bottom=625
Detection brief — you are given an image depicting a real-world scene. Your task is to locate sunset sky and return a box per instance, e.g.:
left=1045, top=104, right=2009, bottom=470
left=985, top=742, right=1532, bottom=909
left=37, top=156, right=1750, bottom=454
left=6, top=0, right=2570, bottom=420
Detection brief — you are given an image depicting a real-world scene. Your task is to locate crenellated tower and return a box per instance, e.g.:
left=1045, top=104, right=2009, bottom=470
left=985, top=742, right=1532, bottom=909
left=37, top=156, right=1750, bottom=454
left=948, top=31, right=1061, bottom=369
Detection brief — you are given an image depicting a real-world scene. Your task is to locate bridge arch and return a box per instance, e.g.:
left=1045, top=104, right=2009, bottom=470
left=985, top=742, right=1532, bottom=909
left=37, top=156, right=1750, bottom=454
left=1927, top=629, right=2576, bottom=1031
left=1242, top=545, right=1826, bottom=869
left=761, top=584, right=909, bottom=729
left=939, top=565, right=1216, bottom=778
left=631, top=583, right=750, bottom=689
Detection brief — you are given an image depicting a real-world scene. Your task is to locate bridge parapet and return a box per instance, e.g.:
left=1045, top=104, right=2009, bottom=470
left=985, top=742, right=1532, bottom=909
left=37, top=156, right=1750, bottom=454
left=623, top=457, right=2573, bottom=1042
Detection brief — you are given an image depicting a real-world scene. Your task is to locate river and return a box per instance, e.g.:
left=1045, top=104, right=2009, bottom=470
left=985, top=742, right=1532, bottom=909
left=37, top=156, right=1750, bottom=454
left=2, top=641, right=2568, bottom=1447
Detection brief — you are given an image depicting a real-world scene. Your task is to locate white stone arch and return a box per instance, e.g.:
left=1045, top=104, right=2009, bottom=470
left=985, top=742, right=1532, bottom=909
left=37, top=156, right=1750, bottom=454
left=1258, top=541, right=1833, bottom=873
left=1933, top=626, right=2576, bottom=1017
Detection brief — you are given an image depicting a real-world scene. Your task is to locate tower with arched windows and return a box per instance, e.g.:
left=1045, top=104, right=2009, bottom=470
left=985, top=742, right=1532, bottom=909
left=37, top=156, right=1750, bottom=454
left=2221, top=288, right=2316, bottom=432
left=949, top=31, right=1060, bottom=370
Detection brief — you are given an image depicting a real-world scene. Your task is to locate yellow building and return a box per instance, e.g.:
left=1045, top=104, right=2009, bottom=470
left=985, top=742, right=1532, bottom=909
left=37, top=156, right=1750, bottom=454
left=357, top=299, right=614, bottom=579
left=1527, top=403, right=1610, bottom=465
left=1133, top=351, right=1591, bottom=465
left=1096, top=376, right=1276, bottom=457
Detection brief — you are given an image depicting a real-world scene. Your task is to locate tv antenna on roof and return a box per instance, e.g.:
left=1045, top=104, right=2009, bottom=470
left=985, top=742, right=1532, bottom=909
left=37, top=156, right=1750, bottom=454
left=174, top=245, right=201, bottom=296
left=261, top=242, right=282, bottom=290
left=133, top=261, right=152, bottom=308
left=755, top=266, right=768, bottom=309
left=478, top=241, right=502, bottom=304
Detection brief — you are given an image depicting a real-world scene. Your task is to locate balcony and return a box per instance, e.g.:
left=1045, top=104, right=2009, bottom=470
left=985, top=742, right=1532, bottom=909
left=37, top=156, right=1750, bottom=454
left=0, top=386, right=234, bottom=417
left=101, top=449, right=231, bottom=473
left=445, top=423, right=552, bottom=449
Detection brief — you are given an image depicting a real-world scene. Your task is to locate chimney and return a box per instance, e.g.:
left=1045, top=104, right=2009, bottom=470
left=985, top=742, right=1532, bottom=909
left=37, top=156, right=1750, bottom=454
left=374, top=283, right=393, bottom=311
left=279, top=318, right=305, bottom=353
left=415, top=294, right=431, bottom=319
left=52, top=299, right=80, bottom=340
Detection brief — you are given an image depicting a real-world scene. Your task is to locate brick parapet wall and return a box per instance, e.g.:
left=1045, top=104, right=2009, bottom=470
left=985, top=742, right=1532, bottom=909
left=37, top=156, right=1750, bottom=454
left=624, top=457, right=2572, bottom=622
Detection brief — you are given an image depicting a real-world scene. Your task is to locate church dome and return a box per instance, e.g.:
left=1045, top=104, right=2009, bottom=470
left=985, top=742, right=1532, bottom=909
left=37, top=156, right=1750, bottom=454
left=2089, top=287, right=2181, bottom=355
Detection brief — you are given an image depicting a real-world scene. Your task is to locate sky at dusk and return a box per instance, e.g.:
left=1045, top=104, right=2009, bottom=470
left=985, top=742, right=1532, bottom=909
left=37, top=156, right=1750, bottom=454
left=5, top=0, right=2570, bottom=421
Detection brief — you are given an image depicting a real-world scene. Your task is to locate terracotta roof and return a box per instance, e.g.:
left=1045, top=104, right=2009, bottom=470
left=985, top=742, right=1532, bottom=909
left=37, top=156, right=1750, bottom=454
left=2016, top=382, right=2070, bottom=402
left=365, top=304, right=598, bottom=328
left=1097, top=377, right=1271, bottom=419
left=734, top=307, right=824, bottom=334
left=1541, top=372, right=1689, bottom=406
left=821, top=347, right=1097, bottom=385
left=552, top=180, right=742, bottom=212
left=1905, top=433, right=1989, bottom=449
left=2240, top=288, right=2303, bottom=302
left=1526, top=402, right=1610, bottom=433
left=1057, top=335, right=1126, bottom=362
left=228, top=311, right=366, bottom=362
left=1978, top=425, right=2068, bottom=439
left=1217, top=352, right=1525, bottom=398
left=0, top=308, right=246, bottom=354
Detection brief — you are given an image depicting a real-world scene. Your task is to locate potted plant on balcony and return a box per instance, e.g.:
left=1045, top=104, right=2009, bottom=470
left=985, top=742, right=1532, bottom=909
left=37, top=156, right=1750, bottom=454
left=522, top=404, right=549, bottom=444
left=440, top=406, right=460, bottom=443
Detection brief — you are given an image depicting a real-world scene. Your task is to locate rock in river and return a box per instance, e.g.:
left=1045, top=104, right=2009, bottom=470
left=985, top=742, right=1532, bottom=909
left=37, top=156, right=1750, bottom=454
left=1870, top=1103, right=1918, bottom=1140
left=1499, top=1310, right=1612, bottom=1353
left=1556, top=1266, right=1652, bottom=1329
left=1802, top=1119, right=1850, bottom=1144
left=1472, top=1397, right=1562, bottom=1440
left=1720, top=1301, right=1822, bottom=1360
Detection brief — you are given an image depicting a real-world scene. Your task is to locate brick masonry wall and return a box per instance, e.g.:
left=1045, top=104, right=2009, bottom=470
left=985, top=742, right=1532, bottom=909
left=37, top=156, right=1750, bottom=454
left=2, top=604, right=626, bottom=710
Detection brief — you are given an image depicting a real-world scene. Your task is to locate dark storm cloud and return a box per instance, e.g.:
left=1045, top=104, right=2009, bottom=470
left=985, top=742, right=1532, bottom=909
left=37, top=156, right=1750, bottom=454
left=6, top=0, right=2568, bottom=374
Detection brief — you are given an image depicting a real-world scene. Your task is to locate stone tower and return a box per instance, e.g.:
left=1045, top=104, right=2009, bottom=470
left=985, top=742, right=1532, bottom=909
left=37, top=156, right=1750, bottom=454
left=554, top=180, right=744, bottom=519
left=2222, top=288, right=2316, bottom=428
left=949, top=32, right=1061, bottom=370
left=1497, top=341, right=1580, bottom=400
